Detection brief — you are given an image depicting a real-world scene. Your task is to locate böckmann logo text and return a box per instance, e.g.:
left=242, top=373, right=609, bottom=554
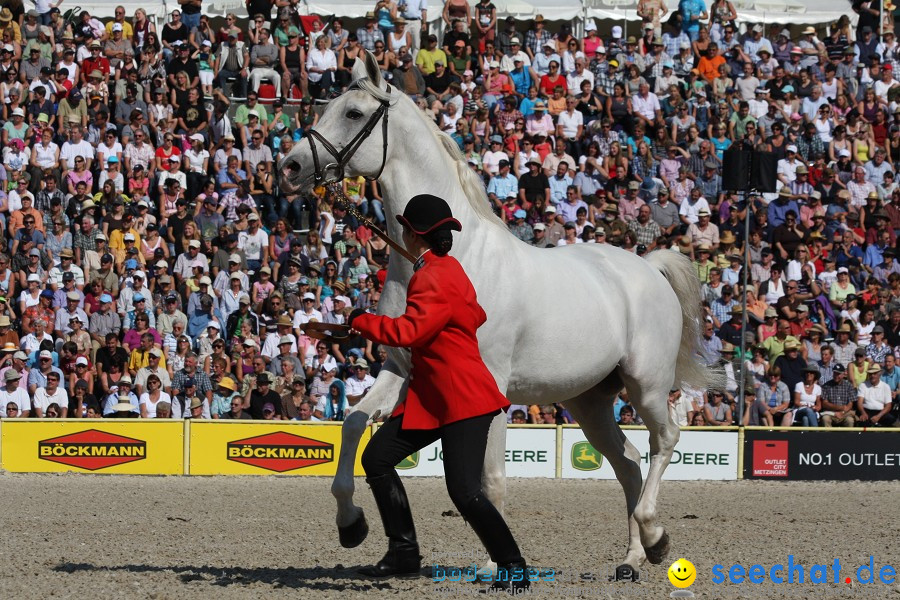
left=226, top=431, right=334, bottom=472
left=38, top=429, right=147, bottom=471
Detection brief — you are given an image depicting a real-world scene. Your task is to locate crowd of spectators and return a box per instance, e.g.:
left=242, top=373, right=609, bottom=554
left=0, top=0, right=898, bottom=427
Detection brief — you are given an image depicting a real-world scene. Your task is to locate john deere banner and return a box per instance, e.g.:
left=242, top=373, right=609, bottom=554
left=189, top=421, right=369, bottom=475
left=396, top=427, right=557, bottom=478
left=1, top=420, right=184, bottom=474
left=560, top=428, right=738, bottom=480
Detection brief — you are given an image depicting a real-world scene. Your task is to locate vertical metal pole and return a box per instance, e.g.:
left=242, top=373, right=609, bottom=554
left=738, top=189, right=751, bottom=425
left=736, top=145, right=754, bottom=425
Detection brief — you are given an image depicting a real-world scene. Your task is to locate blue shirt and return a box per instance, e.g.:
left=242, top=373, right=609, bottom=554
left=710, top=137, right=732, bottom=161
left=767, top=199, right=800, bottom=228
left=548, top=174, right=573, bottom=205
left=518, top=97, right=536, bottom=117
left=882, top=366, right=900, bottom=392
left=486, top=173, right=519, bottom=200
left=216, top=167, right=247, bottom=194
left=864, top=243, right=888, bottom=269
left=510, top=68, right=533, bottom=96
left=27, top=366, right=64, bottom=390
left=679, top=0, right=706, bottom=33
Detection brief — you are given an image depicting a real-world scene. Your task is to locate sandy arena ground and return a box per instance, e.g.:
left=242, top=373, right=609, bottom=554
left=0, top=474, right=897, bottom=599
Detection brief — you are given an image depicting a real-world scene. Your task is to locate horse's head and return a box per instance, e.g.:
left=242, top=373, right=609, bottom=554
left=280, top=51, right=395, bottom=193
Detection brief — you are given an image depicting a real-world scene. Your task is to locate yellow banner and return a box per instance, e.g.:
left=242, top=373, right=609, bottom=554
left=1, top=420, right=184, bottom=474
left=189, top=421, right=370, bottom=476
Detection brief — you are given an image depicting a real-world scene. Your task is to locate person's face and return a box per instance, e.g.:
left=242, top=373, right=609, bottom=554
left=6, top=403, right=18, bottom=416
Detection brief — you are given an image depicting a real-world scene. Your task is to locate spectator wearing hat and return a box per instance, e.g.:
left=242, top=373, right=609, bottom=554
left=717, top=302, right=746, bottom=345
left=0, top=316, right=18, bottom=349
left=858, top=363, right=897, bottom=426
left=53, top=289, right=88, bottom=340
left=873, top=248, right=900, bottom=284
left=104, top=22, right=134, bottom=71
left=0, top=369, right=29, bottom=416
left=866, top=325, right=893, bottom=366
left=169, top=374, right=210, bottom=418
left=246, top=371, right=283, bottom=419
left=416, top=34, right=446, bottom=76
left=225, top=293, right=259, bottom=342
left=213, top=32, right=249, bottom=98
left=773, top=337, right=806, bottom=392
left=28, top=347, right=63, bottom=396
left=709, top=281, right=737, bottom=326
left=391, top=52, right=426, bottom=98
left=687, top=206, right=719, bottom=251
left=485, top=158, right=518, bottom=210
left=819, top=362, right=856, bottom=426
left=343, top=357, right=375, bottom=407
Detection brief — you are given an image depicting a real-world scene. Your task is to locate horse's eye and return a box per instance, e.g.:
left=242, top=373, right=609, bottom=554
left=346, top=109, right=363, bottom=120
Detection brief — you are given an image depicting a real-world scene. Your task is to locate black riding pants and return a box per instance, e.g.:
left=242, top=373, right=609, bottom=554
left=362, top=410, right=499, bottom=510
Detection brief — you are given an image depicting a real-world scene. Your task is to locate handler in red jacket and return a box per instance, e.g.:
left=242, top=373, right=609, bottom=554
left=348, top=194, right=528, bottom=593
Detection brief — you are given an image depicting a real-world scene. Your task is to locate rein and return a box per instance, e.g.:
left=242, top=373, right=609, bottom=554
left=306, top=81, right=417, bottom=264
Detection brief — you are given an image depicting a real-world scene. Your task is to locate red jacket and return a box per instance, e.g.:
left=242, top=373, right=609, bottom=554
left=353, top=251, right=509, bottom=430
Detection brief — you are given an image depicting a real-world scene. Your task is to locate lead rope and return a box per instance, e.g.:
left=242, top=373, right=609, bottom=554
left=325, top=182, right=417, bottom=264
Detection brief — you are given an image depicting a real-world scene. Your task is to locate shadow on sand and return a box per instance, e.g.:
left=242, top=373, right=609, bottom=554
left=53, top=561, right=423, bottom=591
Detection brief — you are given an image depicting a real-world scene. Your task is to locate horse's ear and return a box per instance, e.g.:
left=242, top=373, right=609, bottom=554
left=351, top=55, right=369, bottom=83
left=351, top=51, right=386, bottom=90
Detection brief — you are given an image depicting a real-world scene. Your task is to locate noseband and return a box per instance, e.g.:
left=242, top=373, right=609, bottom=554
left=306, top=82, right=392, bottom=186
left=304, top=82, right=417, bottom=264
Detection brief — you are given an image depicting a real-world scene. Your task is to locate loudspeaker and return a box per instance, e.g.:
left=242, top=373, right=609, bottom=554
left=721, top=150, right=778, bottom=193
left=750, top=152, right=777, bottom=193
left=722, top=149, right=751, bottom=191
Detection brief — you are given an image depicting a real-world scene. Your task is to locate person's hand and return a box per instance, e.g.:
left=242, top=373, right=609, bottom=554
left=872, top=414, right=881, bottom=423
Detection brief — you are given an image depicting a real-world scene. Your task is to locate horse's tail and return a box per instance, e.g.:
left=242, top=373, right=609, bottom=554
left=645, top=250, right=725, bottom=393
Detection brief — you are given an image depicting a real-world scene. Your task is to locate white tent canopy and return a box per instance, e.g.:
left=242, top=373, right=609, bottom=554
left=585, top=0, right=856, bottom=25
left=69, top=1, right=170, bottom=22
left=206, top=0, right=853, bottom=26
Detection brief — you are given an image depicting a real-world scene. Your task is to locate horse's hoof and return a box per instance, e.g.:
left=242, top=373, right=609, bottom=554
left=338, top=511, right=369, bottom=548
left=644, top=531, right=670, bottom=565
left=610, top=564, right=640, bottom=582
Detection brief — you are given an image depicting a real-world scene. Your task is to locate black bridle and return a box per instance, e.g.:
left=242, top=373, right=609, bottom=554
left=306, top=82, right=392, bottom=186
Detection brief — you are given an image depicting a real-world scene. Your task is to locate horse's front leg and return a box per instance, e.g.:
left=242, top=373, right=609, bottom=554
left=333, top=351, right=410, bottom=547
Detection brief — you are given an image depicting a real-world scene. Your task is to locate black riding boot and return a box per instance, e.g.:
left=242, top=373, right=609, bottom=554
left=357, top=472, right=422, bottom=578
left=461, top=495, right=530, bottom=594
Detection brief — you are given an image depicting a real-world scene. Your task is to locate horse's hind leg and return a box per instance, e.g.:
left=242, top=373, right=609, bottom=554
left=621, top=372, right=679, bottom=565
left=564, top=373, right=646, bottom=578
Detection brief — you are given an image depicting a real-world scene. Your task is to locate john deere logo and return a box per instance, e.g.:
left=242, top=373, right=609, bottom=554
left=396, top=452, right=419, bottom=469
left=227, top=431, right=334, bottom=472
left=38, top=429, right=146, bottom=471
left=571, top=441, right=603, bottom=471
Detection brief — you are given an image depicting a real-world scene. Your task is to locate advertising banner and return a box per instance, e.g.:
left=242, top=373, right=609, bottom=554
left=744, top=429, right=900, bottom=481
left=560, top=428, right=738, bottom=480
left=396, top=427, right=557, bottom=478
left=1, top=420, right=184, bottom=474
left=189, top=421, right=370, bottom=475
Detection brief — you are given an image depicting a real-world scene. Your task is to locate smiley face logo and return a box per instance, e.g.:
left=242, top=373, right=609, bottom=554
left=668, top=559, right=696, bottom=588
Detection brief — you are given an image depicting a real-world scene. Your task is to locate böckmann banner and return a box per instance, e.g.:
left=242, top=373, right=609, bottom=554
left=2, top=420, right=184, bottom=474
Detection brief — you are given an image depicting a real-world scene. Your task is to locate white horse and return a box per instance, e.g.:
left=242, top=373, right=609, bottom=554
left=280, top=52, right=716, bottom=579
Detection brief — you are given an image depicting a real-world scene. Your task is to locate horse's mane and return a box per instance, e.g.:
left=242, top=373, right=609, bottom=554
left=357, top=78, right=506, bottom=232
